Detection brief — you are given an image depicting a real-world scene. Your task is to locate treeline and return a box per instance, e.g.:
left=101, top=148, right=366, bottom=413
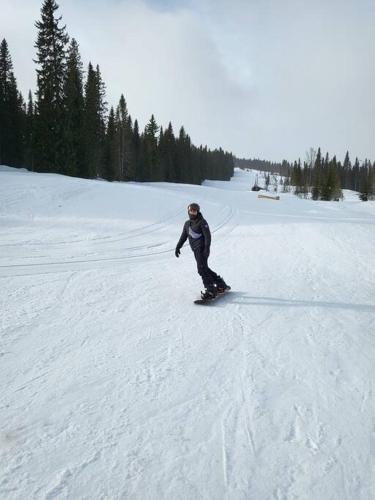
left=238, top=149, right=374, bottom=201
left=235, top=157, right=285, bottom=176
left=0, top=0, right=234, bottom=185
left=289, top=149, right=375, bottom=201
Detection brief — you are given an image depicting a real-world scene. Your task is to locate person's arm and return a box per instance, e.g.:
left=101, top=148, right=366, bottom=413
left=175, top=223, right=188, bottom=257
left=201, top=219, right=211, bottom=257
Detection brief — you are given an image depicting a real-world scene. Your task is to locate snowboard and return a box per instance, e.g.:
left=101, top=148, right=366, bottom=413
left=194, top=287, right=231, bottom=305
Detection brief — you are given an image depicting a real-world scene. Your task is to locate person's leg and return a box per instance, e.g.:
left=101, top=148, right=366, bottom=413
left=206, top=265, right=222, bottom=284
left=194, top=249, right=215, bottom=290
left=205, top=260, right=227, bottom=288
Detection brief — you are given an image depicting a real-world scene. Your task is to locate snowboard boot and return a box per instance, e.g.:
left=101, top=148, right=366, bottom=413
left=215, top=277, right=231, bottom=294
left=201, top=286, right=217, bottom=300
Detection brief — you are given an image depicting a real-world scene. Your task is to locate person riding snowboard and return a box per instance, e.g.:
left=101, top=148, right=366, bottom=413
left=175, top=203, right=230, bottom=299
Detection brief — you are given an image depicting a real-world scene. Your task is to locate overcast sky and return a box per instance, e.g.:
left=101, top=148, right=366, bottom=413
left=2, top=0, right=375, bottom=162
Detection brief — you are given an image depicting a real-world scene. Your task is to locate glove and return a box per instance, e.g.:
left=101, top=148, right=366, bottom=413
left=175, top=247, right=181, bottom=258
left=203, top=248, right=210, bottom=259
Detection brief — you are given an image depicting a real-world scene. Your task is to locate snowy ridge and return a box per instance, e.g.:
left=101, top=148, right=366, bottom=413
left=1, top=167, right=375, bottom=499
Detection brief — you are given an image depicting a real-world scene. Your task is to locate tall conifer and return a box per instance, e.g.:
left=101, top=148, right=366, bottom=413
left=34, top=0, right=69, bottom=172
left=143, top=114, right=159, bottom=181
left=133, top=119, right=141, bottom=181
left=62, top=38, right=84, bottom=177
left=114, top=94, right=133, bottom=180
left=0, top=39, right=25, bottom=166
left=25, top=90, right=35, bottom=170
left=103, top=106, right=117, bottom=181
left=83, top=63, right=107, bottom=178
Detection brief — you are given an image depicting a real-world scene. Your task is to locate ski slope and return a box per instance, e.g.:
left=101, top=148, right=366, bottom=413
left=1, top=166, right=375, bottom=500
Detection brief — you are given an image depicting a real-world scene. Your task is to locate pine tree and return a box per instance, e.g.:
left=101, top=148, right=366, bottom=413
left=176, top=126, right=192, bottom=183
left=0, top=38, right=12, bottom=164
left=103, top=106, right=117, bottom=181
left=34, top=0, right=69, bottom=172
left=291, top=161, right=302, bottom=194
left=161, top=122, right=176, bottom=182
left=82, top=63, right=107, bottom=178
left=157, top=126, right=166, bottom=181
left=353, top=157, right=360, bottom=191
left=116, top=94, right=127, bottom=180
left=371, top=162, right=375, bottom=199
left=0, top=39, right=25, bottom=166
left=132, top=119, right=142, bottom=181
left=24, top=90, right=35, bottom=170
left=126, top=114, right=136, bottom=181
left=82, top=63, right=97, bottom=178
left=311, top=147, right=322, bottom=200
left=342, top=151, right=351, bottom=189
left=143, top=114, right=159, bottom=181
left=62, top=38, right=84, bottom=177
left=190, top=143, right=202, bottom=184
left=359, top=160, right=374, bottom=201
left=200, top=145, right=208, bottom=182
left=114, top=94, right=133, bottom=180
left=95, top=64, right=107, bottom=178
left=321, top=156, right=342, bottom=201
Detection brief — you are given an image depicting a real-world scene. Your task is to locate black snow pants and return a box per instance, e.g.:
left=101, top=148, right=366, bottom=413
left=194, top=248, right=224, bottom=289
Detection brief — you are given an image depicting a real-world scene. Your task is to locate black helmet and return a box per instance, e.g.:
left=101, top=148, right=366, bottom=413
left=188, top=203, right=200, bottom=213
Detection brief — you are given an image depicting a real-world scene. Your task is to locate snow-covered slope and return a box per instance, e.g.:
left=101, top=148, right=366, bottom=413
left=1, top=167, right=375, bottom=499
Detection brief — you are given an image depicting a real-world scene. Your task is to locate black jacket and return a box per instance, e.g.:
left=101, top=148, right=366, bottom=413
left=176, top=213, right=211, bottom=252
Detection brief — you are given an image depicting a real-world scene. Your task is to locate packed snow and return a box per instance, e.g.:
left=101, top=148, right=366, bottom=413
left=1, top=166, right=375, bottom=500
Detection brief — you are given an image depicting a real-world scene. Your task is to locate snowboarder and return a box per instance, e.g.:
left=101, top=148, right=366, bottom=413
left=175, top=203, right=230, bottom=300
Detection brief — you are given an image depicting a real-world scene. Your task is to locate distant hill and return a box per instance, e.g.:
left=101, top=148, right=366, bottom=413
left=235, top=157, right=291, bottom=177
